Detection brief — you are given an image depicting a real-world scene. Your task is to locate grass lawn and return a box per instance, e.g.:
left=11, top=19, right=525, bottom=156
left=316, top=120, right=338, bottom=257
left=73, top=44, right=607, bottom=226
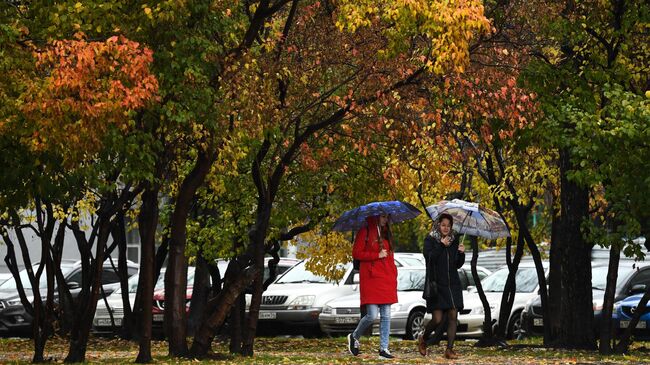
left=1, top=336, right=650, bottom=364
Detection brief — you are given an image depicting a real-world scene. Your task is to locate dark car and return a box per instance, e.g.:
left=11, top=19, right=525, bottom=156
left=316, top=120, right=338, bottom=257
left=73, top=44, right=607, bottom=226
left=0, top=260, right=138, bottom=336
left=521, top=260, right=650, bottom=337
left=612, top=292, right=650, bottom=339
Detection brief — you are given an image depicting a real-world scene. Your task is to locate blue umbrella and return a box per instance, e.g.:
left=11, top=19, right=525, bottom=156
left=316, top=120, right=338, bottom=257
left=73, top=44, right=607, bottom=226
left=426, top=199, right=510, bottom=239
left=332, top=200, right=422, bottom=232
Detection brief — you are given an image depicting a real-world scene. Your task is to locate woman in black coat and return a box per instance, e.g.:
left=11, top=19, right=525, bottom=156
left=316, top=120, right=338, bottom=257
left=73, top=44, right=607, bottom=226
left=418, top=213, right=465, bottom=359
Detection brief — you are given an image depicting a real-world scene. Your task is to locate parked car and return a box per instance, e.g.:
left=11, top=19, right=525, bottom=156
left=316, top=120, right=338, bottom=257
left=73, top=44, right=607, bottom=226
left=153, top=257, right=300, bottom=329
left=0, top=260, right=138, bottom=336
left=93, top=269, right=170, bottom=332
left=612, top=292, right=650, bottom=339
left=521, top=260, right=650, bottom=336
left=435, top=261, right=548, bottom=339
left=319, top=267, right=427, bottom=339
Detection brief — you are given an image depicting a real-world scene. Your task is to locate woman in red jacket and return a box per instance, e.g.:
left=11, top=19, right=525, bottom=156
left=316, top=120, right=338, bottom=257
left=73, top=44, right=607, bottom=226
left=347, top=214, right=398, bottom=359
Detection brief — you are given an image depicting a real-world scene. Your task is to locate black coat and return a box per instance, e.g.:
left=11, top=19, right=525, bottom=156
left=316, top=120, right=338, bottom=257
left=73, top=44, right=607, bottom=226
left=423, top=233, right=465, bottom=312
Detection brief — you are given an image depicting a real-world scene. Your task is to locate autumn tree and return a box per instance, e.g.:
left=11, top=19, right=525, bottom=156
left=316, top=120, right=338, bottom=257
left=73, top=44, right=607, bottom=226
left=522, top=0, right=649, bottom=350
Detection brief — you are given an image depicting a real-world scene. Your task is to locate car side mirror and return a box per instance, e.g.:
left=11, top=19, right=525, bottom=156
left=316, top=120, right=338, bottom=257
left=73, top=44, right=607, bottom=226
left=68, top=281, right=80, bottom=290
left=467, top=285, right=476, bottom=293
left=629, top=284, right=647, bottom=295
left=353, top=273, right=360, bottom=284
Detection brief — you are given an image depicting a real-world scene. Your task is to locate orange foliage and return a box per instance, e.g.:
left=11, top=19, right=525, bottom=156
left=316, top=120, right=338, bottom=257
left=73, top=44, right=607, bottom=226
left=20, top=34, right=159, bottom=161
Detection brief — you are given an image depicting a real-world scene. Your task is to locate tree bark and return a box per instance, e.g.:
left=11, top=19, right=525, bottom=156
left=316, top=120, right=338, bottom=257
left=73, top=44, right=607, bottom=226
left=65, top=217, right=111, bottom=363
left=495, top=234, right=525, bottom=339
left=165, top=148, right=215, bottom=357
left=190, top=266, right=258, bottom=358
left=136, top=187, right=159, bottom=363
left=187, top=254, right=212, bottom=336
left=599, top=244, right=620, bottom=354
left=547, top=207, right=563, bottom=345
left=556, top=147, right=596, bottom=350
left=470, top=236, right=495, bottom=345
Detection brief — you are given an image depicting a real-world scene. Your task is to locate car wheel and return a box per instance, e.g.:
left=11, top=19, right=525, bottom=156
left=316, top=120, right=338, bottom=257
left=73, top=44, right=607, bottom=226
left=405, top=309, right=425, bottom=340
left=507, top=311, right=523, bottom=340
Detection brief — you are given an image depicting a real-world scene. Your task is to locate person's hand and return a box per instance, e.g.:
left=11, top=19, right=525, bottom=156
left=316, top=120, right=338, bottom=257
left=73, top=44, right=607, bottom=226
left=379, top=249, right=388, bottom=258
left=441, top=236, right=451, bottom=247
left=458, top=243, right=465, bottom=253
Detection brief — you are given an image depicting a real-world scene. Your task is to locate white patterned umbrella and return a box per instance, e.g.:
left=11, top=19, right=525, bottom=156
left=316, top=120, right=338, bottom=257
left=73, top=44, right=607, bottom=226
left=426, top=199, right=510, bottom=239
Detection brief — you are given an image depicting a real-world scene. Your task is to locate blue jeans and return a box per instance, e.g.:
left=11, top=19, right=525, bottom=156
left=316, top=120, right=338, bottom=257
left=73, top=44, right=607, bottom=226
left=352, top=304, right=391, bottom=351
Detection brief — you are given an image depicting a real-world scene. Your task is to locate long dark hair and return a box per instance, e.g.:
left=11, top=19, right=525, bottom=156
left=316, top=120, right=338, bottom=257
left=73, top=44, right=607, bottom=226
left=378, top=218, right=393, bottom=251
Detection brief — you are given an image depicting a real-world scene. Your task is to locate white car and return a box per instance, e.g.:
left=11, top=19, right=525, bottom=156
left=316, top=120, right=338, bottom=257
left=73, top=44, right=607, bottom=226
left=450, top=261, right=549, bottom=339
left=93, top=270, right=167, bottom=331
left=319, top=267, right=427, bottom=339
left=255, top=254, right=424, bottom=336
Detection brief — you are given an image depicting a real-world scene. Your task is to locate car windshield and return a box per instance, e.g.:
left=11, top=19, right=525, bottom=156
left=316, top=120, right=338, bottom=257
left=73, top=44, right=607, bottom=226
left=481, top=267, right=540, bottom=293
left=591, top=265, right=634, bottom=291
left=275, top=261, right=337, bottom=284
left=397, top=270, right=425, bottom=291
left=0, top=265, right=75, bottom=290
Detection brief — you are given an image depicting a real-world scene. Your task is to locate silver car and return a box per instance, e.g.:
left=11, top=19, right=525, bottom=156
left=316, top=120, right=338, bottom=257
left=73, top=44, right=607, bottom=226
left=319, top=267, right=427, bottom=340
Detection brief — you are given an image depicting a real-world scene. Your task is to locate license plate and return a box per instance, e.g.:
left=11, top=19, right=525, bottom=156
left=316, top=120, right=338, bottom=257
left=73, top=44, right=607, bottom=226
left=335, top=317, right=359, bottom=324
left=259, top=311, right=276, bottom=320
left=153, top=314, right=164, bottom=322
left=533, top=318, right=543, bottom=326
left=96, top=318, right=121, bottom=326
left=620, top=320, right=647, bottom=329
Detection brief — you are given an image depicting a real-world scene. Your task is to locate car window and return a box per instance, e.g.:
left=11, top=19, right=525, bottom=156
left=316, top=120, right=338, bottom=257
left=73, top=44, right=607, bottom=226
left=592, top=265, right=634, bottom=290
left=275, top=261, right=333, bottom=284
left=397, top=270, right=425, bottom=291
left=67, top=271, right=83, bottom=286
left=0, top=265, right=74, bottom=290
left=481, top=267, right=539, bottom=293
left=466, top=269, right=489, bottom=286
left=101, top=269, right=121, bottom=285
left=628, top=269, right=650, bottom=289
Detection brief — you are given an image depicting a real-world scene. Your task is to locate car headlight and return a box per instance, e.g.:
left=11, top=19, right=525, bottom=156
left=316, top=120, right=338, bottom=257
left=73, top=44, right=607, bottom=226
left=390, top=303, right=402, bottom=313
left=7, top=297, right=31, bottom=306
left=612, top=302, right=621, bottom=313
left=322, top=305, right=333, bottom=314
left=6, top=299, right=22, bottom=306
left=287, top=295, right=315, bottom=310
left=470, top=306, right=484, bottom=315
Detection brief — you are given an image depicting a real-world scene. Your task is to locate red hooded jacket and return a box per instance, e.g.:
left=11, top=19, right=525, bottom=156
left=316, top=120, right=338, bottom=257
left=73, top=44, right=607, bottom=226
left=352, top=216, right=398, bottom=306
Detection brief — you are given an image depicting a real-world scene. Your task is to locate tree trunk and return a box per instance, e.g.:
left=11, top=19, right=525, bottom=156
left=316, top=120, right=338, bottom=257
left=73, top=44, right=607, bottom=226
left=556, top=148, right=595, bottom=350
left=65, top=218, right=111, bottom=363
left=188, top=254, right=212, bottom=336
left=111, top=216, right=135, bottom=339
left=165, top=149, right=215, bottom=357
left=521, top=219, right=550, bottom=342
left=190, top=266, right=258, bottom=358
left=470, top=236, right=495, bottom=345
left=241, top=202, right=272, bottom=356
left=136, top=187, right=159, bottom=363
left=229, top=294, right=245, bottom=354
left=599, top=244, right=620, bottom=354
left=547, top=207, right=562, bottom=345
left=495, top=234, right=525, bottom=339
